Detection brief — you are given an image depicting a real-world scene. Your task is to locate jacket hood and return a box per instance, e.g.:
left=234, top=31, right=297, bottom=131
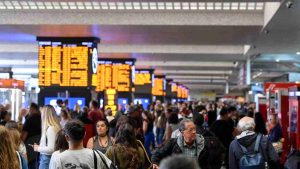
left=237, top=133, right=258, bottom=147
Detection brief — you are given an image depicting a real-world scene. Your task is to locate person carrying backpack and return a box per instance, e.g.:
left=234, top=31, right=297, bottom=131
left=193, top=110, right=226, bottom=169
left=229, top=117, right=280, bottom=169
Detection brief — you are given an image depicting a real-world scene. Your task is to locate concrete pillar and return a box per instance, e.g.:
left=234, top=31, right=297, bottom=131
left=246, top=57, right=251, bottom=85
left=225, top=82, right=229, bottom=95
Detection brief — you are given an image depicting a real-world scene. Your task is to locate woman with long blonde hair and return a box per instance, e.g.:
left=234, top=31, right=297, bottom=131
left=0, top=125, right=20, bottom=169
left=33, top=105, right=61, bottom=169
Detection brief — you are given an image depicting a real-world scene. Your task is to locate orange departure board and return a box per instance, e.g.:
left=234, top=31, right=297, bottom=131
left=177, top=86, right=183, bottom=98
left=152, top=77, right=165, bottom=96
left=171, top=83, right=178, bottom=92
left=182, top=88, right=188, bottom=99
left=37, top=37, right=99, bottom=87
left=93, top=60, right=135, bottom=92
left=135, top=72, right=152, bottom=85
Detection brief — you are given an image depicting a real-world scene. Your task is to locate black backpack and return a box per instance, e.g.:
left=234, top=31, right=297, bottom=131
left=236, top=134, right=266, bottom=169
left=200, top=129, right=226, bottom=169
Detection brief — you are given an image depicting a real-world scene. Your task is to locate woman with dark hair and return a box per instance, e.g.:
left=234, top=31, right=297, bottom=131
left=49, top=130, right=69, bottom=169
left=87, top=119, right=113, bottom=153
left=60, top=108, right=71, bottom=128
left=142, top=110, right=155, bottom=157
left=105, top=123, right=146, bottom=169
left=254, top=112, right=268, bottom=135
left=165, top=111, right=179, bottom=140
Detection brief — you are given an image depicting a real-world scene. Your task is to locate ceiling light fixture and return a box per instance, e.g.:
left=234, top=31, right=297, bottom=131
left=296, top=52, right=300, bottom=55
left=173, top=2, right=181, bottom=10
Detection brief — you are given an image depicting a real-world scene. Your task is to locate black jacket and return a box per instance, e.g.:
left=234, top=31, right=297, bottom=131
left=229, top=133, right=280, bottom=169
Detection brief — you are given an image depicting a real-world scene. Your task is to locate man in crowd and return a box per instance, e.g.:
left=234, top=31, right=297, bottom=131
left=21, top=103, right=41, bottom=169
left=152, top=119, right=206, bottom=169
left=210, top=108, right=238, bottom=169
left=88, top=100, right=105, bottom=134
left=229, top=117, right=280, bottom=169
left=50, top=120, right=112, bottom=168
left=178, top=102, right=192, bottom=121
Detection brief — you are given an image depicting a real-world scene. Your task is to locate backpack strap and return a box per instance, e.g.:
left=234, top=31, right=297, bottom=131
left=254, top=134, right=262, bottom=153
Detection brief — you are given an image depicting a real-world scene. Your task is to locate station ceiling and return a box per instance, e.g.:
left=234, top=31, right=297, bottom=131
left=0, top=0, right=298, bottom=94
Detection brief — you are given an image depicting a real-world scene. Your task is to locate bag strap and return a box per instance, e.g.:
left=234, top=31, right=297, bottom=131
left=93, top=150, right=97, bottom=169
left=112, top=146, right=116, bottom=166
left=16, top=151, right=22, bottom=169
left=236, top=134, right=262, bottom=154
left=94, top=149, right=110, bottom=169
left=254, top=134, right=262, bottom=153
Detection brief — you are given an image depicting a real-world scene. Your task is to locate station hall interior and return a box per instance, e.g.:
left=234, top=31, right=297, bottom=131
left=1, top=0, right=300, bottom=169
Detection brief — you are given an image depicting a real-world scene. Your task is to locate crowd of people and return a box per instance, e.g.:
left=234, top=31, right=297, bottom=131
left=0, top=99, right=286, bottom=169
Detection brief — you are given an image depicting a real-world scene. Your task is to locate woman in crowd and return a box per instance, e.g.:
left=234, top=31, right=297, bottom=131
left=105, top=123, right=146, bottom=169
left=34, top=105, right=61, bottom=169
left=155, top=110, right=167, bottom=147
left=87, top=119, right=113, bottom=153
left=60, top=108, right=71, bottom=128
left=5, top=120, right=27, bottom=161
left=49, top=130, right=69, bottom=169
left=142, top=110, right=155, bottom=157
left=254, top=112, right=268, bottom=135
left=268, top=114, right=283, bottom=153
left=165, top=111, right=179, bottom=140
left=0, top=125, right=27, bottom=169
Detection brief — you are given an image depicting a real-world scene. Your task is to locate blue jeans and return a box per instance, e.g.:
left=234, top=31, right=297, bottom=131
left=156, top=128, right=165, bottom=146
left=144, top=131, right=155, bottom=157
left=39, top=154, right=51, bottom=169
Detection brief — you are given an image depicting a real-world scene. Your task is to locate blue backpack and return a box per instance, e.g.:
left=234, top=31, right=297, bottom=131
left=237, top=134, right=266, bottom=169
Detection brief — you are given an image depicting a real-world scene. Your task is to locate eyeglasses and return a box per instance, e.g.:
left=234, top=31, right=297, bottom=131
left=184, top=128, right=196, bottom=133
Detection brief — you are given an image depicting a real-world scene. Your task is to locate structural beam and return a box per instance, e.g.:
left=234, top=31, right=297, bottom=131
left=0, top=11, right=263, bottom=26
left=0, top=43, right=245, bottom=54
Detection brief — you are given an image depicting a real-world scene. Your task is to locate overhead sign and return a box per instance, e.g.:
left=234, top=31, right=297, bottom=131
left=0, top=79, right=25, bottom=91
left=135, top=70, right=152, bottom=85
left=37, top=37, right=99, bottom=87
left=152, top=76, right=165, bottom=96
left=264, top=82, right=298, bottom=93
left=134, top=69, right=154, bottom=94
left=93, top=59, right=135, bottom=92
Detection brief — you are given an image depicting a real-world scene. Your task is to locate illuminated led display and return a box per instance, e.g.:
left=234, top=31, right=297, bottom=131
left=93, top=59, right=135, bottom=92
left=104, top=89, right=117, bottom=116
left=177, top=85, right=183, bottom=98
left=38, top=37, right=99, bottom=87
left=177, top=85, right=189, bottom=99
left=171, top=83, right=178, bottom=92
left=135, top=71, right=152, bottom=85
left=152, top=77, right=165, bottom=96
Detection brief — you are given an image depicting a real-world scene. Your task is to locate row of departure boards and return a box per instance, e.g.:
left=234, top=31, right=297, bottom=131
left=37, top=39, right=188, bottom=97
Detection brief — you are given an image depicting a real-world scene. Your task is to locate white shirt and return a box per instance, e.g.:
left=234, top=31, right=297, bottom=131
left=49, top=148, right=112, bottom=169
left=38, top=126, right=58, bottom=155
left=49, top=151, right=61, bottom=169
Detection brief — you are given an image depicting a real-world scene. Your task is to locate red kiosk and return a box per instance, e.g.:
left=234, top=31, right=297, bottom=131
left=288, top=86, right=300, bottom=151
left=264, top=82, right=298, bottom=163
